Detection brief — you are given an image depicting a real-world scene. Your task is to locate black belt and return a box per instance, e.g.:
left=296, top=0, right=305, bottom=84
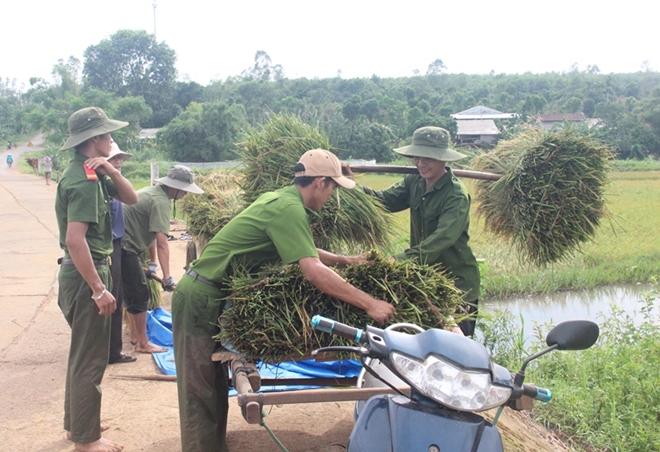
left=58, top=257, right=109, bottom=266
left=185, top=269, right=224, bottom=290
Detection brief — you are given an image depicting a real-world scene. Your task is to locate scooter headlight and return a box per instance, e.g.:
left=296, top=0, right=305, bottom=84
left=391, top=352, right=512, bottom=412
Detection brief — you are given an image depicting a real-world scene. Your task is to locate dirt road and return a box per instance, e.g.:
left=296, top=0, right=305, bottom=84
left=0, top=138, right=571, bottom=451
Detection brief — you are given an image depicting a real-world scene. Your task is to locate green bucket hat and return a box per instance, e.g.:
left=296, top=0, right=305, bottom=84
left=394, top=126, right=467, bottom=162
left=154, top=165, right=204, bottom=194
left=59, top=107, right=128, bottom=151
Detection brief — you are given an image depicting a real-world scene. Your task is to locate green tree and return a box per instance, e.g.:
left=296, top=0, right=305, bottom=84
left=82, top=29, right=177, bottom=127
left=342, top=95, right=362, bottom=121
left=240, top=50, right=285, bottom=82
left=427, top=59, right=447, bottom=75
left=51, top=57, right=82, bottom=99
left=174, top=81, right=205, bottom=111
left=157, top=102, right=247, bottom=162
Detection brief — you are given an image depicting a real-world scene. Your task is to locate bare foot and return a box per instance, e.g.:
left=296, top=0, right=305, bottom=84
left=74, top=437, right=123, bottom=452
left=134, top=341, right=167, bottom=353
left=67, top=423, right=110, bottom=440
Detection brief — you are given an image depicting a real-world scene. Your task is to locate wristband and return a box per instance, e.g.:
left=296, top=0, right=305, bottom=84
left=91, top=287, right=106, bottom=301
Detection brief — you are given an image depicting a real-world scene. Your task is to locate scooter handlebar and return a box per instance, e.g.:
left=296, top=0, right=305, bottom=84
left=311, top=316, right=366, bottom=344
left=522, top=383, right=552, bottom=403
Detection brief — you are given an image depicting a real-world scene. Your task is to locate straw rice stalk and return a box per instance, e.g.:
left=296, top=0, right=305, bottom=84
left=138, top=252, right=163, bottom=310
left=471, top=127, right=612, bottom=266
left=218, top=253, right=464, bottom=362
left=237, top=113, right=394, bottom=253
left=177, top=170, right=244, bottom=248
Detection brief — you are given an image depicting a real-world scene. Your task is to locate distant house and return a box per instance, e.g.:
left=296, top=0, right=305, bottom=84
left=451, top=106, right=517, bottom=147
left=456, top=119, right=500, bottom=147
left=139, top=128, right=160, bottom=139
left=537, top=113, right=590, bottom=130
left=451, top=106, right=517, bottom=120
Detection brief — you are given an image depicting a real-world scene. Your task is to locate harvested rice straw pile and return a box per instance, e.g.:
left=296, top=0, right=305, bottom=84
left=177, top=170, right=244, bottom=248
left=237, top=113, right=393, bottom=253
left=139, top=252, right=163, bottom=310
left=471, top=127, right=612, bottom=266
left=218, top=253, right=464, bottom=362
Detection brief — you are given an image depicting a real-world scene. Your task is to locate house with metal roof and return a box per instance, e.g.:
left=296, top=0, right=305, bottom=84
left=456, top=119, right=500, bottom=147
left=451, top=106, right=517, bottom=147
left=537, top=113, right=590, bottom=130
left=451, top=106, right=517, bottom=120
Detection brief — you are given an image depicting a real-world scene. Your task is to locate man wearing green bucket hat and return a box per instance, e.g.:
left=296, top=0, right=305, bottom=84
left=346, top=126, right=481, bottom=336
left=55, top=106, right=138, bottom=452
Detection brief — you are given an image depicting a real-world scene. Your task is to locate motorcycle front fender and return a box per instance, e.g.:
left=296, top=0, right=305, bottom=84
left=348, top=394, right=503, bottom=452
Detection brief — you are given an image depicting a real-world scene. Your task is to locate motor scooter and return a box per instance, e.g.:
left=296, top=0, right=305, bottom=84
left=311, top=315, right=599, bottom=452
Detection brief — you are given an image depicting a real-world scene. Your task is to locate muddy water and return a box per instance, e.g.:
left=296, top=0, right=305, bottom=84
left=481, top=284, right=658, bottom=343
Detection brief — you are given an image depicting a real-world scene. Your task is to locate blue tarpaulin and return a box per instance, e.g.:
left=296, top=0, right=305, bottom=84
left=147, top=308, right=361, bottom=393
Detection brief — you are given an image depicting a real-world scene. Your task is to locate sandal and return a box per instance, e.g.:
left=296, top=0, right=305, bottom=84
left=109, top=353, right=137, bottom=364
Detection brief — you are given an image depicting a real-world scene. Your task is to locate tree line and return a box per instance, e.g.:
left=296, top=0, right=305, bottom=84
left=2, top=29, right=660, bottom=163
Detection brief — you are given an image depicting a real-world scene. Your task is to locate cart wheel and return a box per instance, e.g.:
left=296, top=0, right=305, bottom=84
left=185, top=241, right=197, bottom=270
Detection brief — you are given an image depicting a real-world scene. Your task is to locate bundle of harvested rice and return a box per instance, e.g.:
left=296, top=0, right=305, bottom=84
left=217, top=253, right=465, bottom=362
left=139, top=252, right=163, bottom=310
left=471, top=127, right=612, bottom=266
left=237, top=113, right=393, bottom=253
left=177, top=170, right=244, bottom=247
left=238, top=112, right=331, bottom=203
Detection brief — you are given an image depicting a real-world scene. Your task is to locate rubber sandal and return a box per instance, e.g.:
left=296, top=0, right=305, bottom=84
left=109, top=353, right=137, bottom=364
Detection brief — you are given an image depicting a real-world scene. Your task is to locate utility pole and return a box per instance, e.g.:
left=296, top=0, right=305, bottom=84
left=152, top=0, right=157, bottom=38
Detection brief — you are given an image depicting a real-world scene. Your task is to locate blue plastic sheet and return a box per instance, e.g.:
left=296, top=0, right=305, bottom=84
left=146, top=308, right=360, bottom=392
left=147, top=308, right=175, bottom=375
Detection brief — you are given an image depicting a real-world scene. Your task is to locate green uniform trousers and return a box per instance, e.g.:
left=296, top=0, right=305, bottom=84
left=172, top=275, right=229, bottom=452
left=58, top=263, right=112, bottom=443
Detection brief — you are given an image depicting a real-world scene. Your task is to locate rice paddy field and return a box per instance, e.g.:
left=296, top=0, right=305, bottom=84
left=356, top=170, right=660, bottom=300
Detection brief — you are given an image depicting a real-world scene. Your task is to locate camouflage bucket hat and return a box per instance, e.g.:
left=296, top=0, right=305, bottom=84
left=394, top=126, right=467, bottom=162
left=59, top=107, right=128, bottom=151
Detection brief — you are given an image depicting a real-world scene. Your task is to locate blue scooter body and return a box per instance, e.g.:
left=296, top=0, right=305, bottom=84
left=348, top=394, right=503, bottom=452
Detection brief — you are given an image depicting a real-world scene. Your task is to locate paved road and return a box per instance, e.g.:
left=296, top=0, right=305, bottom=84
left=0, top=135, right=61, bottom=352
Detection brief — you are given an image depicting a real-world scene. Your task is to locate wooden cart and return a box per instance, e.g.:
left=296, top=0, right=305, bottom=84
left=212, top=349, right=407, bottom=425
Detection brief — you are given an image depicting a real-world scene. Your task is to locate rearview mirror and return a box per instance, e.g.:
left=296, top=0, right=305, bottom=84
left=546, top=320, right=599, bottom=351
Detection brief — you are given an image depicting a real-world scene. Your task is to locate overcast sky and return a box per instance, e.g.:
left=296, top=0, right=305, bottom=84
left=1, top=0, right=657, bottom=90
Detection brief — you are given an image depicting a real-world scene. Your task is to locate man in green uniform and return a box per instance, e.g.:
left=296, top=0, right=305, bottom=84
left=346, top=126, right=481, bottom=337
left=56, top=107, right=138, bottom=452
left=172, top=148, right=396, bottom=452
left=122, top=165, right=203, bottom=354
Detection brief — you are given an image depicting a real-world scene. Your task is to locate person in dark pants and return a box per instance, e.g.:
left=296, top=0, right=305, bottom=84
left=55, top=107, right=137, bottom=452
left=345, top=126, right=481, bottom=336
left=122, top=165, right=203, bottom=354
left=106, top=143, right=137, bottom=364
left=172, top=149, right=396, bottom=452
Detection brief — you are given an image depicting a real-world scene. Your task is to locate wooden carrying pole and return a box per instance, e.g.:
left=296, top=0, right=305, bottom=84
left=350, top=165, right=502, bottom=181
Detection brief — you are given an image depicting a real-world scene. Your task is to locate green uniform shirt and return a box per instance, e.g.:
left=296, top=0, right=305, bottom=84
left=363, top=167, right=480, bottom=301
left=190, top=185, right=319, bottom=283
left=122, top=185, right=171, bottom=254
left=55, top=152, right=118, bottom=259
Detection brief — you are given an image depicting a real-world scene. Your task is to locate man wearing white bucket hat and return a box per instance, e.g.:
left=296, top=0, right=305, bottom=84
left=104, top=144, right=137, bottom=364
left=121, top=165, right=203, bottom=354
